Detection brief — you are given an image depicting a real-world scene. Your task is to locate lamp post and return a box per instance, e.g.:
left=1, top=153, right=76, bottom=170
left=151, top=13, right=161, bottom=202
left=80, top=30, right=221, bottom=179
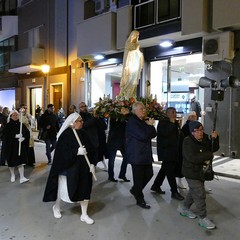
left=41, top=63, right=50, bottom=110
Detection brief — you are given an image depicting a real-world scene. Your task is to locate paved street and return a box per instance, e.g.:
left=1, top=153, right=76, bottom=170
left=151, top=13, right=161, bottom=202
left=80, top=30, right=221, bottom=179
left=0, top=140, right=240, bottom=240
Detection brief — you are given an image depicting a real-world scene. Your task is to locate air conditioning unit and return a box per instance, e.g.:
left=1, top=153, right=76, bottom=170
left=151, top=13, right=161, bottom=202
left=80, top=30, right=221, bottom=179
left=95, top=0, right=107, bottom=14
left=202, top=31, right=235, bottom=62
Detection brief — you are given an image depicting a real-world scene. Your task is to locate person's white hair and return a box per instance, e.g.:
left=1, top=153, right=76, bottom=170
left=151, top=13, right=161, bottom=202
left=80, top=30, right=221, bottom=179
left=7, top=109, right=19, bottom=123
left=186, top=111, right=197, bottom=120
left=56, top=112, right=81, bottom=140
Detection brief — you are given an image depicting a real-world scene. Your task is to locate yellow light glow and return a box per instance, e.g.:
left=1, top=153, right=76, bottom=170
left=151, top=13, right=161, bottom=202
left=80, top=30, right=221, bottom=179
left=41, top=64, right=50, bottom=74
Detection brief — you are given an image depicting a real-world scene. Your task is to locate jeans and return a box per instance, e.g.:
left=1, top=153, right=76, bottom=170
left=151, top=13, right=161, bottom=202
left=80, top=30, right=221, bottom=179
left=45, top=138, right=57, bottom=162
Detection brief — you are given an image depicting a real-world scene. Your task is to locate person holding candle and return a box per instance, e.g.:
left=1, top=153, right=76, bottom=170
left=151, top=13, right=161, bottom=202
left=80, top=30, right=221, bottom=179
left=1, top=110, right=30, bottom=183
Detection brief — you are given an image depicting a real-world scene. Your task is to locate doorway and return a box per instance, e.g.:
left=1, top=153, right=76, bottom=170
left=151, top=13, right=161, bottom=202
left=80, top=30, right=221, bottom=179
left=30, top=87, right=42, bottom=117
left=52, top=84, right=63, bottom=114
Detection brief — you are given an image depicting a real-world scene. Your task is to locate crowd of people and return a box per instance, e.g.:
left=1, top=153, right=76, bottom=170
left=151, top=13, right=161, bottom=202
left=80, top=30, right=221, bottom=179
left=0, top=102, right=219, bottom=230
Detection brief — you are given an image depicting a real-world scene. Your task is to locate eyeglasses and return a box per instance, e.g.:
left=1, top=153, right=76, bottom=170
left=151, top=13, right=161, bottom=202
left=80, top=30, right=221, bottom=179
left=79, top=105, right=86, bottom=108
left=194, top=129, right=204, bottom=132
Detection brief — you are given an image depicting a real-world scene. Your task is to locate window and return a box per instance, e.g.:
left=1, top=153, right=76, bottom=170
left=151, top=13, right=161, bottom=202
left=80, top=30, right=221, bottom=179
left=0, top=36, right=16, bottom=73
left=156, top=0, right=181, bottom=23
left=134, top=0, right=155, bottom=29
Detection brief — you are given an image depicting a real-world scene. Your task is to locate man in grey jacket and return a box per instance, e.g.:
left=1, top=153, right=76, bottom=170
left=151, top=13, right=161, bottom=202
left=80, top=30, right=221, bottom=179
left=178, top=121, right=219, bottom=230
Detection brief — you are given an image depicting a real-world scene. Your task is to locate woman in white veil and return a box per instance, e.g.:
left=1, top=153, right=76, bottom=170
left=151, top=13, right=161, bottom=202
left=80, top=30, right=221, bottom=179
left=43, top=112, right=96, bottom=224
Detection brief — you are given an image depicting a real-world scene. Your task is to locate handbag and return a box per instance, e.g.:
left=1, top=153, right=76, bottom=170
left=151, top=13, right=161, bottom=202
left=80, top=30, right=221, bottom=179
left=202, top=160, right=214, bottom=181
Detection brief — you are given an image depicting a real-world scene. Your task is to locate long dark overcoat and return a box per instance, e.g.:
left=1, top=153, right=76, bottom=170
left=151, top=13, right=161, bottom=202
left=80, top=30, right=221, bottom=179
left=43, top=127, right=95, bottom=202
left=2, top=118, right=30, bottom=167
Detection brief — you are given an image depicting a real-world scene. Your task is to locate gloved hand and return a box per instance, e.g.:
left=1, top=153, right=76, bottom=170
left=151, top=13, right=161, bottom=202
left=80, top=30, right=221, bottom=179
left=18, top=137, right=25, bottom=143
left=77, top=146, right=87, bottom=155
left=15, top=133, right=23, bottom=139
left=90, top=164, right=95, bottom=174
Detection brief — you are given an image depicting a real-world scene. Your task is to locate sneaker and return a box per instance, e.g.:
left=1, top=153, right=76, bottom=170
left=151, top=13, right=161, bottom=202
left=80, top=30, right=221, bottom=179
left=177, top=206, right=197, bottom=219
left=80, top=215, right=94, bottom=224
left=11, top=175, right=16, bottom=183
left=20, top=177, right=29, bottom=184
left=53, top=205, right=62, bottom=219
left=199, top=217, right=216, bottom=230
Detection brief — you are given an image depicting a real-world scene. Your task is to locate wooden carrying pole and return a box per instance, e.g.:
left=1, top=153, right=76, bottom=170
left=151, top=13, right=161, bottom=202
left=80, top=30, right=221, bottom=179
left=72, top=128, right=97, bottom=181
left=18, top=110, right=23, bottom=156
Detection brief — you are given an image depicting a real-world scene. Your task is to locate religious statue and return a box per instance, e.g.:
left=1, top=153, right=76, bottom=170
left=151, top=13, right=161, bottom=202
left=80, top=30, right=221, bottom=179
left=118, top=30, right=144, bottom=99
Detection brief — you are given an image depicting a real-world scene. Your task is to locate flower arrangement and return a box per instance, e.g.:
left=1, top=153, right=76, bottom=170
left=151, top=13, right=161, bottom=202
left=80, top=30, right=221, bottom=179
left=93, top=95, right=166, bottom=121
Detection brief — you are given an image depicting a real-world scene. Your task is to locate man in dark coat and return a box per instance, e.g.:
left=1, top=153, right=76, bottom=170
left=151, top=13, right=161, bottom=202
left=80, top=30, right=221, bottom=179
left=39, top=104, right=60, bottom=164
left=43, top=113, right=96, bottom=224
left=125, top=102, right=156, bottom=209
left=151, top=107, right=184, bottom=200
left=178, top=121, right=219, bottom=230
left=79, top=102, right=108, bottom=166
left=107, top=118, right=129, bottom=182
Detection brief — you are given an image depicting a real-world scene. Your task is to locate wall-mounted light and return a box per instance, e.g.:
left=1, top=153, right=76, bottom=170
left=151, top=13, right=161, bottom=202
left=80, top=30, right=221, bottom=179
left=94, top=54, right=104, bottom=60
left=159, top=40, right=173, bottom=48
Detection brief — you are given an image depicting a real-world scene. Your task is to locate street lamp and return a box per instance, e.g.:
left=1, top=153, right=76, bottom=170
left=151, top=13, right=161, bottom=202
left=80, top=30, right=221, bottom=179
left=41, top=63, right=50, bottom=110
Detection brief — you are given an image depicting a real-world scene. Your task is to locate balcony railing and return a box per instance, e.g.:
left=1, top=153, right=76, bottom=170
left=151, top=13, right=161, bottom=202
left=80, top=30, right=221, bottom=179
left=134, top=0, right=181, bottom=30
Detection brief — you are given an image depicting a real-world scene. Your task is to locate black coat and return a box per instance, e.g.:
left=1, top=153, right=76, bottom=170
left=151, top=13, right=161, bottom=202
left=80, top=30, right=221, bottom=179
left=80, top=112, right=108, bottom=163
left=2, top=118, right=30, bottom=167
left=125, top=114, right=156, bottom=165
left=182, top=134, right=219, bottom=181
left=43, top=128, right=95, bottom=202
left=107, top=118, right=126, bottom=150
left=157, top=118, right=182, bottom=162
left=39, top=110, right=59, bottom=140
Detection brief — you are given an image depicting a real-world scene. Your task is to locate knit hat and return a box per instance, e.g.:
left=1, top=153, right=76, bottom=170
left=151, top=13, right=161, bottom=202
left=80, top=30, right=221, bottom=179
left=189, top=121, right=202, bottom=133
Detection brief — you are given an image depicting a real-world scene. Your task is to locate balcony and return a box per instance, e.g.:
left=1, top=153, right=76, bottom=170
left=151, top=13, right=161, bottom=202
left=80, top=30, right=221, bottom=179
left=78, top=5, right=133, bottom=60
left=8, top=47, right=45, bottom=74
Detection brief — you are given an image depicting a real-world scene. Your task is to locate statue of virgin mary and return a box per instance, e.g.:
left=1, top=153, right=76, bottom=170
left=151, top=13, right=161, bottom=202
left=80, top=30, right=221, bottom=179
left=118, top=30, right=144, bottom=99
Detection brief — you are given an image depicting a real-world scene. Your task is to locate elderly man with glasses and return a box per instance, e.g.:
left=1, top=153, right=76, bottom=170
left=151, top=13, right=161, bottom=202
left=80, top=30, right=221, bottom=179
left=178, top=121, right=219, bottom=230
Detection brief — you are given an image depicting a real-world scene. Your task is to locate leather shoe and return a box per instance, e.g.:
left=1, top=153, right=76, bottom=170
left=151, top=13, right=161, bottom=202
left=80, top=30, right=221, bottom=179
left=150, top=185, right=165, bottom=194
left=171, top=192, right=184, bottom=201
left=119, top=176, right=130, bottom=182
left=108, top=178, right=118, bottom=182
left=137, top=200, right=151, bottom=209
left=130, top=188, right=135, bottom=196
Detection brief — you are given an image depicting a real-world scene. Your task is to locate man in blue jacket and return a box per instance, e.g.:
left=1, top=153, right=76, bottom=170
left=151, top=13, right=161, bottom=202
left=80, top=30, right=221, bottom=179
left=125, top=102, right=156, bottom=209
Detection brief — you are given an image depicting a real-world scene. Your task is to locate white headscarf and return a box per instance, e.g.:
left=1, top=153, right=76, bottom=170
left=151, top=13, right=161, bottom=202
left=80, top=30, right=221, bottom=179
left=56, top=112, right=81, bottom=140
left=7, top=109, right=19, bottom=123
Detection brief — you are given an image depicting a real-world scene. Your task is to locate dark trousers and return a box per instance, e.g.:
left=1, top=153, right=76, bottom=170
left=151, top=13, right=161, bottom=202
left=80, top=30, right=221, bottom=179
left=45, top=138, right=56, bottom=162
left=108, top=147, right=128, bottom=179
left=184, top=178, right=206, bottom=218
left=131, top=164, right=153, bottom=202
left=152, top=161, right=178, bottom=193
